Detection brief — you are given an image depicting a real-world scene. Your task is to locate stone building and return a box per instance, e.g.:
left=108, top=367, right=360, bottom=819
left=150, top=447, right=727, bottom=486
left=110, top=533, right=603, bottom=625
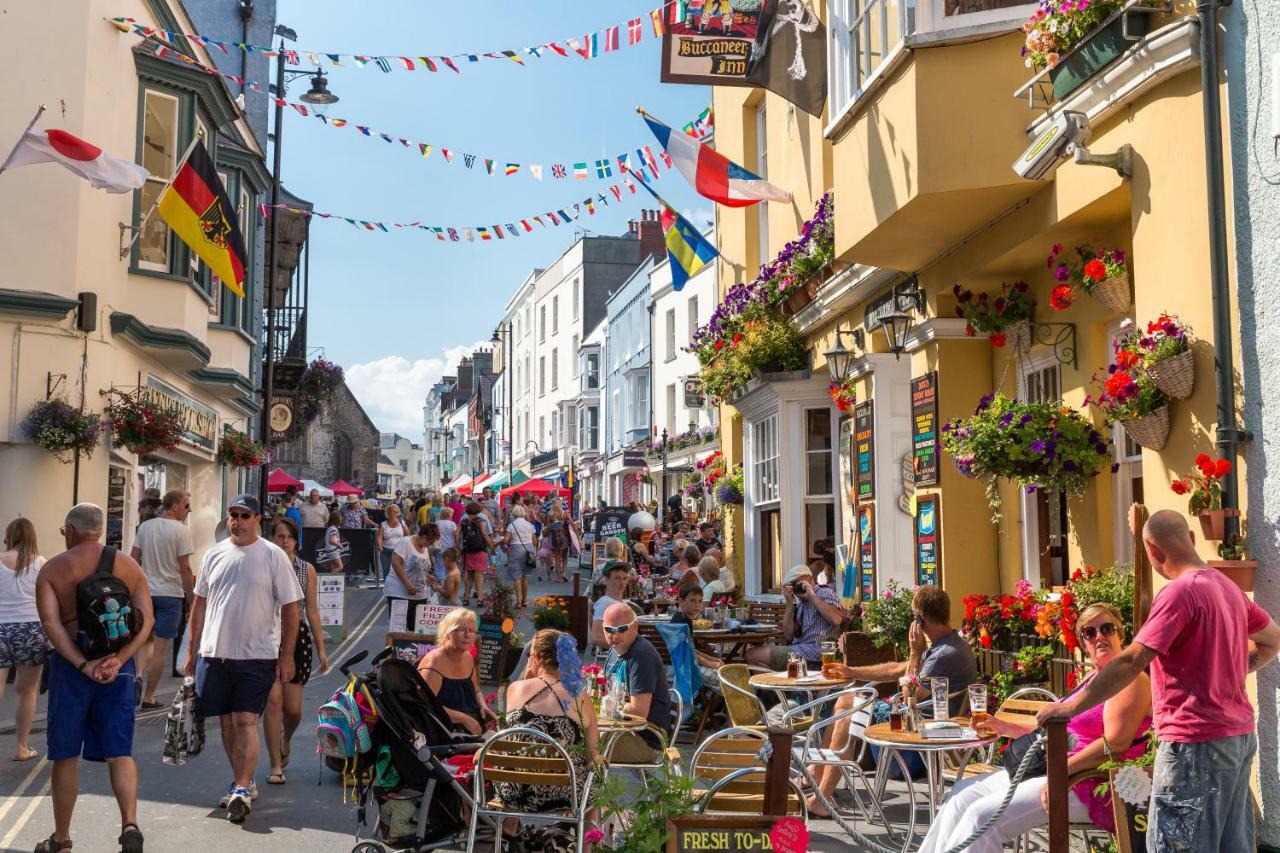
left=275, top=379, right=379, bottom=491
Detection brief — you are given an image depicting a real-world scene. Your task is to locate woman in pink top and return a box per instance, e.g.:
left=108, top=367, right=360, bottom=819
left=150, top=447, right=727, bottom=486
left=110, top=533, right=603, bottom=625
left=918, top=602, right=1151, bottom=853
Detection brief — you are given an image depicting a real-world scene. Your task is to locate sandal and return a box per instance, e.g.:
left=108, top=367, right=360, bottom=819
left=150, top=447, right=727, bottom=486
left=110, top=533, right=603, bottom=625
left=119, top=823, right=143, bottom=853
left=13, top=746, right=39, bottom=762
left=35, top=835, right=72, bottom=852
left=280, top=746, right=290, bottom=769
left=266, top=771, right=287, bottom=785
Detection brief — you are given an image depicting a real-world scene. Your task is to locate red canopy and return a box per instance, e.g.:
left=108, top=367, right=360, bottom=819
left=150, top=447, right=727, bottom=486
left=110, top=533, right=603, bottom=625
left=328, top=479, right=363, bottom=497
left=499, top=478, right=566, bottom=503
left=266, top=468, right=303, bottom=494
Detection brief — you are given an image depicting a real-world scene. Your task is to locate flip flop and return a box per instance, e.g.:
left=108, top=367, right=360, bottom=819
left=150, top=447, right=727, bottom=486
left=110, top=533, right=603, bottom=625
left=266, top=771, right=287, bottom=785
left=119, top=823, right=143, bottom=853
left=280, top=747, right=290, bottom=769
left=13, top=746, right=39, bottom=762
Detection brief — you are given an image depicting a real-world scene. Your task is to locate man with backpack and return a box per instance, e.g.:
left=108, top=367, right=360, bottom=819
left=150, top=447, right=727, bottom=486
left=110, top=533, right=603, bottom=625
left=459, top=502, right=494, bottom=605
left=184, top=494, right=300, bottom=825
left=34, top=503, right=154, bottom=853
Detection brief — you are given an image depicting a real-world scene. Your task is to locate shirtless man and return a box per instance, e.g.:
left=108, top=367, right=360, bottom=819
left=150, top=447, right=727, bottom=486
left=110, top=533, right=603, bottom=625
left=35, top=503, right=154, bottom=853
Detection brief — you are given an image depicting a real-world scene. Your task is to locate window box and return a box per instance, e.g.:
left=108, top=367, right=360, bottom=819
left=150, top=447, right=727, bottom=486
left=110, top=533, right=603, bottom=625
left=1048, top=12, right=1149, bottom=101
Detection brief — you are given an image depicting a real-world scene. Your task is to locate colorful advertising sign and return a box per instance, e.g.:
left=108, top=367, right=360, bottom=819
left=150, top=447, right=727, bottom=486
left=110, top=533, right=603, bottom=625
left=915, top=494, right=941, bottom=587
left=911, top=372, right=940, bottom=487
left=858, top=503, right=876, bottom=601
left=660, top=0, right=765, bottom=86
left=854, top=401, right=875, bottom=502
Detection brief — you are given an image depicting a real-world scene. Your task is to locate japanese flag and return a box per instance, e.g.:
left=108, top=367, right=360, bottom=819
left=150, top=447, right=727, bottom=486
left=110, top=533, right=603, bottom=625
left=3, top=129, right=150, bottom=193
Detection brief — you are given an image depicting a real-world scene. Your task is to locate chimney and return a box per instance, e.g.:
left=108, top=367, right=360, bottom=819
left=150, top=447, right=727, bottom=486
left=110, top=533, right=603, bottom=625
left=636, top=208, right=665, bottom=261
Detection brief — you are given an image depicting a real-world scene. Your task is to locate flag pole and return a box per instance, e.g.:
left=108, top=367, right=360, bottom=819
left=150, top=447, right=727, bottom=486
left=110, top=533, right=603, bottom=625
left=120, top=128, right=203, bottom=258
left=0, top=104, right=48, bottom=177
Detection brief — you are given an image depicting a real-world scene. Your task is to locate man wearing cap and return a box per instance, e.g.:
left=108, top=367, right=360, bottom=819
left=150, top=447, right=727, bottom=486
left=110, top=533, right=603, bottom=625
left=746, top=565, right=844, bottom=671
left=184, top=495, right=300, bottom=825
left=590, top=560, right=632, bottom=650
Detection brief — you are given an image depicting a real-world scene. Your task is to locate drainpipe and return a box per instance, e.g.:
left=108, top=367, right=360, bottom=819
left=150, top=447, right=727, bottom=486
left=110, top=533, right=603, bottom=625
left=1198, top=0, right=1249, bottom=536
left=238, top=0, right=252, bottom=95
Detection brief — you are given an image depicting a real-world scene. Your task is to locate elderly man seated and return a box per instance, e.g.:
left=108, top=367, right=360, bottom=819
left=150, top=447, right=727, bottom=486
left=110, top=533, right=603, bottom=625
left=745, top=565, right=844, bottom=671
left=601, top=603, right=673, bottom=764
left=806, top=584, right=977, bottom=816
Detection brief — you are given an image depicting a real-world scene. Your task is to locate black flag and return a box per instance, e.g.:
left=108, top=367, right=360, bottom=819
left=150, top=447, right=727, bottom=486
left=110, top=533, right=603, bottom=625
left=746, top=0, right=828, bottom=117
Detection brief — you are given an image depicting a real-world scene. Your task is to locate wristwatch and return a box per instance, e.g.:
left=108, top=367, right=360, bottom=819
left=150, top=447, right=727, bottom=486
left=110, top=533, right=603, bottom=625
left=77, top=660, right=89, bottom=673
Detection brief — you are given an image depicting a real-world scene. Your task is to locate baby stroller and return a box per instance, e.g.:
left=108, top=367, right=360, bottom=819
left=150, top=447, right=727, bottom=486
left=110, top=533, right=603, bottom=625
left=343, top=648, right=497, bottom=852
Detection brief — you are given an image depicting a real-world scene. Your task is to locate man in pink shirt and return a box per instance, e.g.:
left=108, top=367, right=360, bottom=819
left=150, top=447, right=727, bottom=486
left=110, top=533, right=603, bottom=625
left=1039, top=510, right=1280, bottom=851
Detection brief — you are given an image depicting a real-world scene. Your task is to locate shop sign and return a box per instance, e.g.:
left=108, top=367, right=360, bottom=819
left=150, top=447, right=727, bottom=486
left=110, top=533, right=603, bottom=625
left=666, top=816, right=792, bottom=852
left=838, top=417, right=855, bottom=547
left=684, top=377, right=705, bottom=408
left=622, top=449, right=647, bottom=468
left=858, top=504, right=876, bottom=601
left=530, top=449, right=558, bottom=470
left=143, top=377, right=217, bottom=451
left=915, top=494, right=941, bottom=587
left=911, top=372, right=940, bottom=487
left=854, top=401, right=875, bottom=502
left=660, top=4, right=764, bottom=86
left=899, top=454, right=916, bottom=516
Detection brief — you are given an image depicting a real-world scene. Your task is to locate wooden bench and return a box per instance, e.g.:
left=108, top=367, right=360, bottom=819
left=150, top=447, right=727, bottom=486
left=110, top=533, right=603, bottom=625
left=747, top=601, right=787, bottom=626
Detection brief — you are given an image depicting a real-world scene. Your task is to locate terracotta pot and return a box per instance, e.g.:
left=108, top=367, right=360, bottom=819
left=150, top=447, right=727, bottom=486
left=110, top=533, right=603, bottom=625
left=1209, top=560, right=1257, bottom=593
left=1197, top=508, right=1240, bottom=541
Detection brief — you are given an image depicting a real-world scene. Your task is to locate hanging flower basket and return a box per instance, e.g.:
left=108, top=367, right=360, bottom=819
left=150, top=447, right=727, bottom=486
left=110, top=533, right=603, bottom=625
left=1209, top=560, right=1257, bottom=593
left=216, top=430, right=268, bottom=468
left=954, top=281, right=1035, bottom=348
left=1197, top=508, right=1240, bottom=542
left=1146, top=347, right=1194, bottom=400
left=21, top=399, right=103, bottom=464
left=298, top=358, right=345, bottom=422
left=1092, top=272, right=1131, bottom=314
left=829, top=378, right=857, bottom=413
left=1120, top=405, right=1170, bottom=451
left=107, top=392, right=184, bottom=456
left=1046, top=244, right=1130, bottom=313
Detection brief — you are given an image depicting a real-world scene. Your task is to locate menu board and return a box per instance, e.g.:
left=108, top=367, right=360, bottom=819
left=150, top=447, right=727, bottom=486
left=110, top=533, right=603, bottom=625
left=858, top=504, right=876, bottom=601
left=911, top=372, right=940, bottom=487
left=915, top=494, right=941, bottom=587
left=854, top=402, right=875, bottom=502
left=316, top=575, right=345, bottom=628
left=476, top=614, right=511, bottom=685
left=593, top=507, right=632, bottom=543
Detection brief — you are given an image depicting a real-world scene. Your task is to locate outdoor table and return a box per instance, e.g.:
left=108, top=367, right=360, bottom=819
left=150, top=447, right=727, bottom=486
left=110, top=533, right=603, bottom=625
left=597, top=712, right=653, bottom=764
left=699, top=626, right=780, bottom=663
left=748, top=669, right=853, bottom=694
left=863, top=717, right=997, bottom=828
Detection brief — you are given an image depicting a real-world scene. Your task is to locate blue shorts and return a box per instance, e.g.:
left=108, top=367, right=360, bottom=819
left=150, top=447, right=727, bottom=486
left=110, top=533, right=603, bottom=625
left=46, top=652, right=136, bottom=762
left=194, top=657, right=277, bottom=718
left=150, top=595, right=184, bottom=640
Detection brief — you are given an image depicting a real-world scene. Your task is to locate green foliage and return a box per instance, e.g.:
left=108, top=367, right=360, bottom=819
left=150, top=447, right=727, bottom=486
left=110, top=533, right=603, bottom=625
left=1067, top=563, right=1136, bottom=639
left=862, top=580, right=914, bottom=659
left=698, top=306, right=808, bottom=401
left=592, top=770, right=698, bottom=852
left=1012, top=645, right=1055, bottom=683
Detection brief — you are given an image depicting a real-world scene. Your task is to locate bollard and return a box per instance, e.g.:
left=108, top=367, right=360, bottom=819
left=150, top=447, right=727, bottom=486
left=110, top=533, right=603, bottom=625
left=1045, top=718, right=1069, bottom=852
left=763, top=727, right=795, bottom=816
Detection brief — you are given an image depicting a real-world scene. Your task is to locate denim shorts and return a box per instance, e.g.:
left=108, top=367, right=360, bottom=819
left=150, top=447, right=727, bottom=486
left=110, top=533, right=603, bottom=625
left=0, top=620, right=52, bottom=668
left=46, top=652, right=136, bottom=762
left=150, top=595, right=185, bottom=640
left=194, top=657, right=278, bottom=718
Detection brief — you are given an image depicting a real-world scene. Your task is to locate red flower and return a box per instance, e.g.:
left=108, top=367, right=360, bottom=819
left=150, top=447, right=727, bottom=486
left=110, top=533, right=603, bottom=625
left=1049, top=285, right=1075, bottom=311
left=1115, top=350, right=1140, bottom=370
left=1215, top=459, right=1232, bottom=478
left=965, top=324, right=976, bottom=337
left=1084, top=259, right=1107, bottom=281
left=980, top=633, right=992, bottom=649
left=1170, top=479, right=1190, bottom=495
left=1195, top=452, right=1212, bottom=467
left=990, top=332, right=1007, bottom=348
left=715, top=339, right=725, bottom=351
left=732, top=332, right=743, bottom=347
left=1104, top=371, right=1136, bottom=399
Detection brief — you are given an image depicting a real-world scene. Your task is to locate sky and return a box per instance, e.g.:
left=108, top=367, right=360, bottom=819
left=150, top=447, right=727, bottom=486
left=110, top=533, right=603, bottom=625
left=275, top=0, right=712, bottom=436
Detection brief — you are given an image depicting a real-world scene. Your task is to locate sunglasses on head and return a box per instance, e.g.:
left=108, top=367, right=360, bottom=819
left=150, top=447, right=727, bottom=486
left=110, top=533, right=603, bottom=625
left=603, top=623, right=633, bottom=636
left=1080, top=622, right=1118, bottom=642
left=228, top=511, right=255, bottom=521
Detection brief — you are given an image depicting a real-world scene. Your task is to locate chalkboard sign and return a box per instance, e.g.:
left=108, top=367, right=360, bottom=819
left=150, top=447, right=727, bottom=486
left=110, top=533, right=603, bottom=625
left=476, top=614, right=511, bottom=685
left=915, top=494, right=941, bottom=587
left=854, top=402, right=875, bottom=502
left=385, top=632, right=435, bottom=666
left=593, top=507, right=632, bottom=543
left=911, top=372, right=940, bottom=487
left=858, top=503, right=876, bottom=601
left=666, top=816, right=791, bottom=853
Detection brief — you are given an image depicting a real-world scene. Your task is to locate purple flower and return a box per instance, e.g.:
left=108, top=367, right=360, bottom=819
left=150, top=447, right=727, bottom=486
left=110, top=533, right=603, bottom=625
left=1112, top=249, right=1125, bottom=264
left=1029, top=439, right=1046, bottom=453
left=1054, top=264, right=1070, bottom=282
left=1019, top=413, right=1034, bottom=426
left=1063, top=460, right=1078, bottom=472
left=999, top=412, right=1015, bottom=427
left=1025, top=485, right=1038, bottom=494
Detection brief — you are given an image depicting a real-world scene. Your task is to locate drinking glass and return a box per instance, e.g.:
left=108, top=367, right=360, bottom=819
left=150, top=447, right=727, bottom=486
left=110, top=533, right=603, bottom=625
left=930, top=676, right=950, bottom=721
left=968, top=683, right=989, bottom=728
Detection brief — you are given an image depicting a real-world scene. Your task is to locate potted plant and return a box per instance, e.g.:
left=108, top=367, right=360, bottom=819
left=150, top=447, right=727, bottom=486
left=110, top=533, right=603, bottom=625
left=1140, top=313, right=1194, bottom=400
left=1171, top=454, right=1237, bottom=540
left=531, top=595, right=571, bottom=631
left=1087, top=339, right=1169, bottom=450
left=941, top=393, right=1111, bottom=517
left=1210, top=528, right=1256, bottom=593
left=21, top=399, right=103, bottom=463
left=715, top=464, right=744, bottom=506
left=697, top=307, right=808, bottom=401
left=953, top=281, right=1035, bottom=350
left=861, top=580, right=915, bottom=659
left=298, top=357, right=345, bottom=422
left=106, top=391, right=184, bottom=455
left=1021, top=0, right=1141, bottom=101
left=216, top=429, right=268, bottom=468
left=1047, top=243, right=1131, bottom=314
left=829, top=377, right=857, bottom=413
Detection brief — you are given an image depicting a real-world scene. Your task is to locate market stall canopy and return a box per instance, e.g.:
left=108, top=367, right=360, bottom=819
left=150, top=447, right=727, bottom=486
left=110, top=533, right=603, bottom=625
left=499, top=477, right=568, bottom=503
left=470, top=472, right=495, bottom=493
left=328, top=479, right=363, bottom=497
left=484, top=470, right=529, bottom=491
left=299, top=479, right=334, bottom=498
left=267, top=468, right=303, bottom=494
left=444, top=474, right=473, bottom=493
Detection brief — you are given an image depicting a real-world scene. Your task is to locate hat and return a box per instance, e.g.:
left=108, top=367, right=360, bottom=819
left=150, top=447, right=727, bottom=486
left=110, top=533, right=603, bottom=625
left=601, top=559, right=631, bottom=577
left=228, top=494, right=260, bottom=515
left=347, top=495, right=360, bottom=503
left=783, top=565, right=812, bottom=585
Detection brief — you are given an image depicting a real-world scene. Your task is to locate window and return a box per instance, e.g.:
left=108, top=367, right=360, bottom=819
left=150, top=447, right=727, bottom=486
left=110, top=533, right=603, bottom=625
left=688, top=296, right=699, bottom=345
left=827, top=0, right=917, bottom=121
left=665, top=309, right=676, bottom=361
left=551, top=349, right=559, bottom=390
left=539, top=417, right=545, bottom=446
left=580, top=405, right=599, bottom=451
left=1019, top=356, right=1069, bottom=588
left=804, top=409, right=836, bottom=559
left=572, top=335, right=580, bottom=376
left=565, top=406, right=577, bottom=449
left=666, top=384, right=677, bottom=437
left=553, top=296, right=560, bottom=334
left=573, top=279, right=580, bottom=320
left=585, top=352, right=600, bottom=390
left=752, top=415, right=780, bottom=504
left=755, top=101, right=770, bottom=268
left=539, top=356, right=546, bottom=396
left=540, top=306, right=546, bottom=342
left=612, top=390, right=622, bottom=447
left=138, top=90, right=181, bottom=271
left=629, top=376, right=649, bottom=431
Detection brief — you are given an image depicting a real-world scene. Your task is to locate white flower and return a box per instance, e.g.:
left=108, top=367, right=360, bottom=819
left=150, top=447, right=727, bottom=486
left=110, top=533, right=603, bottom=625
left=1120, top=318, right=1134, bottom=330
left=1025, top=57, right=1034, bottom=67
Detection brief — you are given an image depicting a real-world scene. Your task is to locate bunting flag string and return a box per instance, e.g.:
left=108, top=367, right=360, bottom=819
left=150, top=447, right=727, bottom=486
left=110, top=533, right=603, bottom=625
left=259, top=179, right=650, bottom=243
left=108, top=0, right=685, bottom=77
left=131, top=40, right=712, bottom=183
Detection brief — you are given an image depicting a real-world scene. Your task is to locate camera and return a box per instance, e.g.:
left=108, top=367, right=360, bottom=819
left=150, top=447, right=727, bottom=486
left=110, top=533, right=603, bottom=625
left=789, top=581, right=808, bottom=596
left=1012, top=110, right=1089, bottom=181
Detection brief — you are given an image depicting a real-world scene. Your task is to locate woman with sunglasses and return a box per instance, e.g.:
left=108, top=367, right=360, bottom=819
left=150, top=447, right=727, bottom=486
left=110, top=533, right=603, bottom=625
left=418, top=608, right=497, bottom=736
left=917, top=603, right=1151, bottom=853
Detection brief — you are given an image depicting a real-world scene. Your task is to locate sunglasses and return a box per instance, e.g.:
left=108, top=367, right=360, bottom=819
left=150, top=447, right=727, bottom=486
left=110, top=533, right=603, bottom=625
left=603, top=623, right=634, bottom=636
left=1080, top=623, right=1118, bottom=642
left=228, top=511, right=255, bottom=521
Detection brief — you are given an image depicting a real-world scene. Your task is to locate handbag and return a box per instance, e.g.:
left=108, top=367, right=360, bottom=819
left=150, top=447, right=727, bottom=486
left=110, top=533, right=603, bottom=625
left=1002, top=732, right=1047, bottom=779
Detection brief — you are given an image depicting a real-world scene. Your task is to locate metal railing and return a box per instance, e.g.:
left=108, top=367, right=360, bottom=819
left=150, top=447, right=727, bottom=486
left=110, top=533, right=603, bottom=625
left=974, top=631, right=1085, bottom=698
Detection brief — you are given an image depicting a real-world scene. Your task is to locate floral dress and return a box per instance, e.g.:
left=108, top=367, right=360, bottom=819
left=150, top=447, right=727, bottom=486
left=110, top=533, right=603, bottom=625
left=492, top=680, right=589, bottom=815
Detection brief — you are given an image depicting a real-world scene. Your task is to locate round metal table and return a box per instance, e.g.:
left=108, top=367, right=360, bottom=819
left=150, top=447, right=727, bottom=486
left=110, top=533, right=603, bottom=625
left=864, top=717, right=997, bottom=829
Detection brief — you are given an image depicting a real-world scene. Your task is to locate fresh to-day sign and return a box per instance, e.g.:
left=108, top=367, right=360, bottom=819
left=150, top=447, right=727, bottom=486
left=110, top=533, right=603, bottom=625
left=854, top=401, right=875, bottom=502
left=385, top=632, right=434, bottom=665
left=911, top=372, right=940, bottom=486
left=915, top=494, right=941, bottom=587
left=666, top=816, right=791, bottom=852
left=660, top=3, right=764, bottom=86
left=414, top=603, right=458, bottom=636
left=858, top=503, right=876, bottom=601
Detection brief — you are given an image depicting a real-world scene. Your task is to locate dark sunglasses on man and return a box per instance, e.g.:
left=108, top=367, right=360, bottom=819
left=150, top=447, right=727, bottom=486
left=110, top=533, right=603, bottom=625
left=1079, top=622, right=1118, bottom=642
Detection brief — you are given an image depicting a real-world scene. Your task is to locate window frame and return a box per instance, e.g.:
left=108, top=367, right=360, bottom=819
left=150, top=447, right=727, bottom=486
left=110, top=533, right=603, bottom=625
left=665, top=308, right=677, bottom=362
left=136, top=87, right=184, bottom=275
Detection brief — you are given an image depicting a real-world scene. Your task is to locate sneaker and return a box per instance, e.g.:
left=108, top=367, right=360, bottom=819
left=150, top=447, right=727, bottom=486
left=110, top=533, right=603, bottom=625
left=218, top=781, right=258, bottom=807
left=226, top=787, right=252, bottom=824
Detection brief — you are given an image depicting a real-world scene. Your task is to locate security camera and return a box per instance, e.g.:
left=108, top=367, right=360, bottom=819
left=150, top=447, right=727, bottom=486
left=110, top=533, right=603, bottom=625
left=1013, top=111, right=1090, bottom=181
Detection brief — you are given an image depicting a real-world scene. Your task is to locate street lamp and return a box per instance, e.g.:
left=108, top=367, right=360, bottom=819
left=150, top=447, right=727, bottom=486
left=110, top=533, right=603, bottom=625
left=258, top=26, right=339, bottom=510
left=492, top=322, right=514, bottom=489
left=874, top=277, right=925, bottom=360
left=660, top=428, right=670, bottom=531
left=823, top=327, right=865, bottom=383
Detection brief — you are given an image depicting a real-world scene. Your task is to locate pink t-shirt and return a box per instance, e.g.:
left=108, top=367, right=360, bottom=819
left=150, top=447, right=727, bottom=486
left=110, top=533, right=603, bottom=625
left=1133, top=567, right=1271, bottom=743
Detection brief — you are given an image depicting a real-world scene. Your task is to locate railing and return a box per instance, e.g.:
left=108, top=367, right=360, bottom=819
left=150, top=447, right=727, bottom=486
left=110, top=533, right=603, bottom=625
left=974, top=631, right=1085, bottom=698
left=264, top=305, right=306, bottom=363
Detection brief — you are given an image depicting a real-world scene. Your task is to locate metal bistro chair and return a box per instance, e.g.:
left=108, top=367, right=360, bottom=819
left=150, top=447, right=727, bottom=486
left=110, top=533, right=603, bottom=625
left=466, top=727, right=596, bottom=853
left=688, top=727, right=808, bottom=820
left=943, top=687, right=1059, bottom=785
left=603, top=686, right=685, bottom=788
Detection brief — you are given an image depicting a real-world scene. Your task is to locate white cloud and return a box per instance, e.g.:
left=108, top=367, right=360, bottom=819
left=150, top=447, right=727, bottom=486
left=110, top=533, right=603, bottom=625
left=681, top=207, right=714, bottom=229
left=344, top=341, right=488, bottom=436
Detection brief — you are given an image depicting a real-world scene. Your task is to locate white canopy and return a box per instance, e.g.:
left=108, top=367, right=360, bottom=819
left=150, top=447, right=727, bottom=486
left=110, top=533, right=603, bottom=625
left=299, top=479, right=334, bottom=498
left=443, top=474, right=473, bottom=492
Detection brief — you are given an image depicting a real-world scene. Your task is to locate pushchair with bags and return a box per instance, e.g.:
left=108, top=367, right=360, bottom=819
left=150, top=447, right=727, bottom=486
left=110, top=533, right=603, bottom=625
left=334, top=648, right=497, bottom=853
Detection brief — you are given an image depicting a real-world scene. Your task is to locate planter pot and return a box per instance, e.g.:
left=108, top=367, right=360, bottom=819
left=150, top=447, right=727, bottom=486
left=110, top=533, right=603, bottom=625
left=842, top=631, right=897, bottom=667
left=779, top=267, right=828, bottom=316
left=1049, top=13, right=1149, bottom=102
left=1089, top=271, right=1132, bottom=314
left=1197, top=508, right=1240, bottom=542
left=1148, top=348, right=1195, bottom=400
left=1120, top=405, right=1170, bottom=451
left=1006, top=320, right=1032, bottom=353
left=1209, top=560, right=1257, bottom=593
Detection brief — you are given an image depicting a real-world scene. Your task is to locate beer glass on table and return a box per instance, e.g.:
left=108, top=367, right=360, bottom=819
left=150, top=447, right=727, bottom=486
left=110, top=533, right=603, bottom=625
left=969, top=683, right=989, bottom=729
left=820, top=640, right=839, bottom=678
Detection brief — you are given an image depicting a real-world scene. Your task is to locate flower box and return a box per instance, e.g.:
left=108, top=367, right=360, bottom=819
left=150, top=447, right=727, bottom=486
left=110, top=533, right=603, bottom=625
left=1197, top=508, right=1240, bottom=542
left=780, top=264, right=830, bottom=316
left=1209, top=559, right=1257, bottom=593
left=842, top=631, right=897, bottom=667
left=1049, top=13, right=1149, bottom=102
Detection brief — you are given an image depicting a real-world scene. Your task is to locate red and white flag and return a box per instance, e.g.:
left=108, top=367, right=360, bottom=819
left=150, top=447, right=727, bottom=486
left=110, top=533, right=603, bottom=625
left=604, top=25, right=620, bottom=52
left=628, top=17, right=643, bottom=45
left=2, top=129, right=149, bottom=193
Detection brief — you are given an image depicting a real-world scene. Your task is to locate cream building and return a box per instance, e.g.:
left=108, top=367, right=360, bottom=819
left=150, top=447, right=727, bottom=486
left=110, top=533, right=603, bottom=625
left=0, top=2, right=268, bottom=561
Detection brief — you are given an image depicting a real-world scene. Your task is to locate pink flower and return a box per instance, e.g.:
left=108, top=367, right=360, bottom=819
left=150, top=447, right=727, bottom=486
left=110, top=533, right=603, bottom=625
left=584, top=828, right=605, bottom=844
left=1046, top=52, right=1060, bottom=68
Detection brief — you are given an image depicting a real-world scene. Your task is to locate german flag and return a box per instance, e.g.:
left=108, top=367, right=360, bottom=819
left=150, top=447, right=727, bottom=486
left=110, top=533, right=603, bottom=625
left=157, top=141, right=248, bottom=297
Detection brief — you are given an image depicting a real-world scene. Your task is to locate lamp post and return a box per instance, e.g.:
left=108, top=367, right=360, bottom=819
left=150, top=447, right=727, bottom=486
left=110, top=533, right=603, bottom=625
left=660, top=428, right=670, bottom=531
left=430, top=427, right=453, bottom=489
left=492, top=322, right=513, bottom=490
left=257, top=27, right=338, bottom=510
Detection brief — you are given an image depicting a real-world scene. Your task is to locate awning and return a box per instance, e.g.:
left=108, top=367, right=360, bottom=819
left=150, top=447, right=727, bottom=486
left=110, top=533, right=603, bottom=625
left=499, top=477, right=568, bottom=503
left=484, top=470, right=529, bottom=491
left=299, top=479, right=334, bottom=498
left=267, top=468, right=303, bottom=493
left=443, top=474, right=472, bottom=492
left=328, top=479, right=363, bottom=496
left=470, top=472, right=495, bottom=493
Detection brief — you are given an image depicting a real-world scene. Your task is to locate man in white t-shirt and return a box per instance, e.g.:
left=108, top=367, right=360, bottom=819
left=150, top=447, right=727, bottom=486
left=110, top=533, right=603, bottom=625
left=590, top=561, right=631, bottom=650
left=185, top=494, right=300, bottom=825
left=298, top=489, right=330, bottom=529
left=130, top=489, right=195, bottom=709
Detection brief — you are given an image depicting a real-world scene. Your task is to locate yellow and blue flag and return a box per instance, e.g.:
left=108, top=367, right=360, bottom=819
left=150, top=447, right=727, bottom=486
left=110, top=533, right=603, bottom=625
left=637, top=180, right=717, bottom=291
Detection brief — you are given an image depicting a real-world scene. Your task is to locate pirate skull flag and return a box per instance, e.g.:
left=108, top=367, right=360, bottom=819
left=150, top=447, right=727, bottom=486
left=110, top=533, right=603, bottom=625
left=746, top=0, right=828, bottom=117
